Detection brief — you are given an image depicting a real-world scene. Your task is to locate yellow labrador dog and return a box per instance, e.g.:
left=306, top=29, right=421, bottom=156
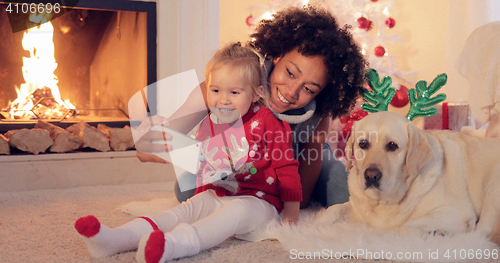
left=315, top=111, right=500, bottom=244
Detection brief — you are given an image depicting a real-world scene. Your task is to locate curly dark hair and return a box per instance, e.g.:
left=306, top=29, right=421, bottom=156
left=249, top=5, right=368, bottom=119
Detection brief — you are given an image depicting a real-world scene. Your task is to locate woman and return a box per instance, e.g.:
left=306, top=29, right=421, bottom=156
left=136, top=5, right=367, bottom=208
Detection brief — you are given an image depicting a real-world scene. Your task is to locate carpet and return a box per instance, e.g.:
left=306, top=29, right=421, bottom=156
left=1, top=181, right=498, bottom=262
left=122, top=197, right=500, bottom=263
left=0, top=182, right=347, bottom=263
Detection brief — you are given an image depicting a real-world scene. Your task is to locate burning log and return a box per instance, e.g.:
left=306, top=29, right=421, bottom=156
left=0, top=134, right=10, bottom=155
left=5, top=87, right=75, bottom=120
left=31, top=88, right=76, bottom=120
left=66, top=122, right=110, bottom=152
left=35, top=121, right=83, bottom=153
left=4, top=129, right=53, bottom=155
left=97, top=124, right=135, bottom=151
left=32, top=87, right=57, bottom=106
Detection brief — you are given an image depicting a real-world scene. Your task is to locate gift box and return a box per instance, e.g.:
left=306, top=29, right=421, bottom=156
left=423, top=102, right=471, bottom=131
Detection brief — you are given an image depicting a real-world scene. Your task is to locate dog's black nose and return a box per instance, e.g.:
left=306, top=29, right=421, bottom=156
left=364, top=167, right=382, bottom=188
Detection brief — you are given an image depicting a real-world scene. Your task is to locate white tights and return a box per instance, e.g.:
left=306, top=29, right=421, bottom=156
left=152, top=190, right=278, bottom=250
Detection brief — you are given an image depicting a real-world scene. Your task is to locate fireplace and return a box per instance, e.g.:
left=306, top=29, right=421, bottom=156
left=0, top=0, right=157, bottom=131
left=0, top=0, right=175, bottom=192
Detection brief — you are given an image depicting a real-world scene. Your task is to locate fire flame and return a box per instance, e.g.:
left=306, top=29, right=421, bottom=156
left=7, top=12, right=75, bottom=119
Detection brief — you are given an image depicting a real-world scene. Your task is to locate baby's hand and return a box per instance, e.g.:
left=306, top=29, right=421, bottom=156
left=282, top=201, right=300, bottom=225
left=282, top=215, right=299, bottom=225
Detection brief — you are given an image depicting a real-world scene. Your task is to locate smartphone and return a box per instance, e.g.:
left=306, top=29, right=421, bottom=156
left=150, top=126, right=201, bottom=174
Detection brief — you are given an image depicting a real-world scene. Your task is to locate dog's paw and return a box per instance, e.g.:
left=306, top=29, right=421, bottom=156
left=465, top=218, right=477, bottom=232
left=311, top=203, right=351, bottom=226
left=311, top=210, right=338, bottom=226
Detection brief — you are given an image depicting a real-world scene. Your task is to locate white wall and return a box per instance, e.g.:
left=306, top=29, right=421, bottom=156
left=138, top=0, right=219, bottom=117
left=154, top=0, right=219, bottom=83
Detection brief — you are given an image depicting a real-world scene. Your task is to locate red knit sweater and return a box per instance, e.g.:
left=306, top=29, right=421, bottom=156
left=194, top=104, right=302, bottom=213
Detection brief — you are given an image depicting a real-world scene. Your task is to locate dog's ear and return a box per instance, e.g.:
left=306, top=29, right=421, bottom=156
left=345, top=122, right=356, bottom=172
left=405, top=122, right=433, bottom=178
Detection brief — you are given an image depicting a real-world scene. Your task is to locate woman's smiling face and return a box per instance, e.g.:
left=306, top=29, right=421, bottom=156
left=267, top=49, right=329, bottom=113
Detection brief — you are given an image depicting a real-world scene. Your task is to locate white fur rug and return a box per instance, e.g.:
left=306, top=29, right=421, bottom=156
left=121, top=199, right=500, bottom=262
left=265, top=213, right=499, bottom=262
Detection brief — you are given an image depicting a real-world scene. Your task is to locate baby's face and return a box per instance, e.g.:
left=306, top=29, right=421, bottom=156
left=207, top=66, right=259, bottom=124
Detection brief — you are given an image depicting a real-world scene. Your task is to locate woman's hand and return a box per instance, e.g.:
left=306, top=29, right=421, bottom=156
left=136, top=149, right=169, bottom=164
left=133, top=81, right=208, bottom=164
left=134, top=116, right=172, bottom=164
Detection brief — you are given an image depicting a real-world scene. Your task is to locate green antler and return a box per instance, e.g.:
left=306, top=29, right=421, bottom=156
left=406, top=74, right=447, bottom=121
left=361, top=68, right=396, bottom=113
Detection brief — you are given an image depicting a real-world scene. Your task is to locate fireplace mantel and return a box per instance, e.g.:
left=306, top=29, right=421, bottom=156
left=0, top=151, right=176, bottom=192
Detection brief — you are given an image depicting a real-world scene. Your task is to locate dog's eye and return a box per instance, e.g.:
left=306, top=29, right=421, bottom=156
left=386, top=142, right=399, bottom=151
left=359, top=140, right=368, bottom=149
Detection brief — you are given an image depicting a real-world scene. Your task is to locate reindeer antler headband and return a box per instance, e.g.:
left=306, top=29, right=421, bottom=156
left=361, top=68, right=447, bottom=121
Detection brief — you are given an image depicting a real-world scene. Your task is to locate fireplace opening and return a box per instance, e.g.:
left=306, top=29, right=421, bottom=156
left=0, top=0, right=157, bottom=133
left=0, top=0, right=157, bottom=155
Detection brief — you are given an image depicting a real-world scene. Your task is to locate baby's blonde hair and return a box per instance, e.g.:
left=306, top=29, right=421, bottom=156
left=205, top=42, right=264, bottom=103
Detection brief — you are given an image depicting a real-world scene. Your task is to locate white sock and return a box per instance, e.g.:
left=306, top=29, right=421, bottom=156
left=136, top=223, right=201, bottom=263
left=75, top=215, right=157, bottom=258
